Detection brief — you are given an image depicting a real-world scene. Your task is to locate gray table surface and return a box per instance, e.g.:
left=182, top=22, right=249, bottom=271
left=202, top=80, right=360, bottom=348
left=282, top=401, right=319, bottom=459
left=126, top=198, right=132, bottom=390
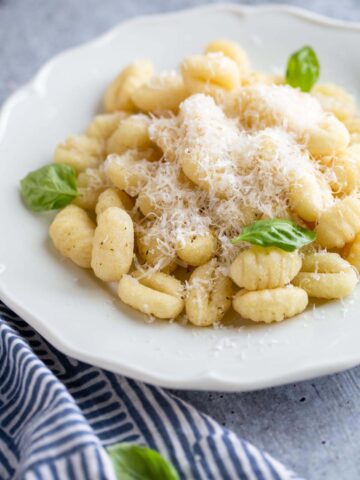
left=2, top=1, right=360, bottom=478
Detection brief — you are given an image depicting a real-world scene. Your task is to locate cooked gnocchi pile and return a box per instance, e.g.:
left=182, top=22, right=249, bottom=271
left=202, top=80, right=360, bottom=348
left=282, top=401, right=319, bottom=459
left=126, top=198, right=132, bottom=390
left=21, top=40, right=360, bottom=326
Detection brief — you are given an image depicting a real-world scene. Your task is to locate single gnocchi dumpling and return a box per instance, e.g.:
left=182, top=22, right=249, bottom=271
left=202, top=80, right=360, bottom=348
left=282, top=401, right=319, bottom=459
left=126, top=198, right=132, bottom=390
left=131, top=73, right=188, bottom=112
left=175, top=233, right=217, bottom=267
left=106, top=114, right=158, bottom=157
left=204, top=39, right=250, bottom=77
left=230, top=246, right=302, bottom=290
left=186, top=259, right=234, bottom=327
left=312, top=83, right=356, bottom=121
left=103, top=60, right=154, bottom=112
left=91, top=207, right=134, bottom=282
left=49, top=204, right=95, bottom=268
left=73, top=167, right=108, bottom=211
left=95, top=187, right=133, bottom=217
left=289, top=172, right=333, bottom=222
left=118, top=272, right=184, bottom=319
left=85, top=112, right=128, bottom=141
left=316, top=196, right=360, bottom=249
left=306, top=114, right=350, bottom=157
left=181, top=53, right=240, bottom=97
left=54, top=135, right=105, bottom=173
left=293, top=252, right=358, bottom=299
left=233, top=286, right=308, bottom=323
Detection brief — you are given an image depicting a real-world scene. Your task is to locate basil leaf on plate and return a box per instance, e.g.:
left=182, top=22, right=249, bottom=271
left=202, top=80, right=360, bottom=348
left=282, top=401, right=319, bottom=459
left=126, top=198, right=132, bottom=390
left=20, top=163, right=78, bottom=211
left=286, top=45, right=320, bottom=92
left=230, top=219, right=316, bottom=252
left=108, top=443, right=179, bottom=480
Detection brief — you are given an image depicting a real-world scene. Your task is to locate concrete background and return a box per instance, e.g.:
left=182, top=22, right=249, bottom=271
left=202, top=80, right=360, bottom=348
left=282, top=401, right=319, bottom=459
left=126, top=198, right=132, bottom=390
left=2, top=1, right=360, bottom=478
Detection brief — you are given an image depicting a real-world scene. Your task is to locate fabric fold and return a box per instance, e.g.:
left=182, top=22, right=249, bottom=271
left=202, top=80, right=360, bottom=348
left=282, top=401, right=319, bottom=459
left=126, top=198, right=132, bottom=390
left=0, top=302, right=302, bottom=480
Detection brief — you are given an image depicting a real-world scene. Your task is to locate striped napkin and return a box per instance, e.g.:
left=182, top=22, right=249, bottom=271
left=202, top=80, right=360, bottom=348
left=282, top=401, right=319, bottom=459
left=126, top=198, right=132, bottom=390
left=0, top=301, right=302, bottom=480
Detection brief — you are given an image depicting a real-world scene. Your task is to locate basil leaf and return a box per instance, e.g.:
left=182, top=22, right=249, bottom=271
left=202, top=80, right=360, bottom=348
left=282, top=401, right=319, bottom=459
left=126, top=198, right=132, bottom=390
left=286, top=46, right=320, bottom=92
left=20, top=163, right=78, bottom=211
left=231, top=219, right=316, bottom=252
left=108, top=443, right=179, bottom=480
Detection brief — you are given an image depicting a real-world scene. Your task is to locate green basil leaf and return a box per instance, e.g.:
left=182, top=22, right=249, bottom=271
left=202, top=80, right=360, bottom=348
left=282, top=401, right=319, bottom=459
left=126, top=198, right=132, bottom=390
left=20, top=163, right=78, bottom=211
left=107, top=443, right=179, bottom=480
left=230, top=219, right=316, bottom=252
left=286, top=46, right=320, bottom=92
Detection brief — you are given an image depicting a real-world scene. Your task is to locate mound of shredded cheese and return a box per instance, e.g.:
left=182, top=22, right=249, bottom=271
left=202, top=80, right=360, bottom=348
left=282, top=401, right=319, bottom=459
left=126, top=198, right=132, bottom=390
left=103, top=88, right=332, bottom=273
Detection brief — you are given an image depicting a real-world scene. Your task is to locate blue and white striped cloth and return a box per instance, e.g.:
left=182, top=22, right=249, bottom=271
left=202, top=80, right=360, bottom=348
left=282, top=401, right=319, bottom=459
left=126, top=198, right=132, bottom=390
left=0, top=301, right=302, bottom=480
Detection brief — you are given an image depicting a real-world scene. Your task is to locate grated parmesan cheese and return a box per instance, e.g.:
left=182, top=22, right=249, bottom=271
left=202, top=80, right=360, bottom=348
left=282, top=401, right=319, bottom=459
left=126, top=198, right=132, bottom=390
left=105, top=92, right=331, bottom=274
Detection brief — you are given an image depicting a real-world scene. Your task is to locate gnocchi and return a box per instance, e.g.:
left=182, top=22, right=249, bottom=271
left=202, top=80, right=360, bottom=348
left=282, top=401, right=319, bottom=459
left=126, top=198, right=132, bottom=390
left=118, top=273, right=184, bottom=319
left=23, top=39, right=360, bottom=329
left=175, top=234, right=217, bottom=267
left=230, top=246, right=302, bottom=290
left=49, top=205, right=95, bottom=268
left=91, top=207, right=134, bottom=282
left=186, top=260, right=233, bottom=326
left=103, top=60, right=154, bottom=112
left=293, top=252, right=358, bottom=299
left=54, top=135, right=105, bottom=173
left=73, top=167, right=108, bottom=211
left=181, top=53, right=240, bottom=97
left=95, top=187, right=133, bottom=216
left=316, top=196, right=360, bottom=249
left=204, top=39, right=250, bottom=77
left=233, top=286, right=308, bottom=323
left=86, top=112, right=128, bottom=140
left=131, top=73, right=187, bottom=112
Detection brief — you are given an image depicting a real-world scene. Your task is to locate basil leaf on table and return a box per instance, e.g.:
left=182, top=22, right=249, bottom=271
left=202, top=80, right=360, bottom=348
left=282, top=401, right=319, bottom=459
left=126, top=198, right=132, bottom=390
left=20, top=163, right=78, bottom=211
left=286, top=45, right=320, bottom=92
left=231, top=219, right=316, bottom=252
left=108, top=443, right=179, bottom=480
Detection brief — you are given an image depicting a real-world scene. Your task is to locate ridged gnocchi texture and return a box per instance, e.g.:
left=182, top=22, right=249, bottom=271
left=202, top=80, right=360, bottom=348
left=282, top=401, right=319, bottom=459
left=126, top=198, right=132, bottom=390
left=104, top=60, right=154, bottom=112
left=91, top=207, right=134, bottom=282
left=86, top=112, right=128, bottom=141
left=345, top=232, right=360, bottom=271
left=289, top=173, right=333, bottom=222
left=175, top=234, right=217, bottom=267
left=118, top=272, right=184, bottom=319
left=204, top=39, right=250, bottom=77
left=316, top=196, right=360, bottom=249
left=95, top=187, right=133, bottom=216
left=323, top=144, right=360, bottom=195
left=312, top=83, right=356, bottom=121
left=233, top=286, right=308, bottom=323
left=73, top=167, right=108, bottom=211
left=230, top=246, right=302, bottom=290
left=293, top=252, right=358, bottom=299
left=185, top=260, right=233, bottom=326
left=181, top=53, right=240, bottom=97
left=131, top=74, right=187, bottom=112
left=106, top=114, right=158, bottom=156
left=306, top=115, right=350, bottom=157
left=49, top=205, right=95, bottom=268
left=54, top=135, right=104, bottom=173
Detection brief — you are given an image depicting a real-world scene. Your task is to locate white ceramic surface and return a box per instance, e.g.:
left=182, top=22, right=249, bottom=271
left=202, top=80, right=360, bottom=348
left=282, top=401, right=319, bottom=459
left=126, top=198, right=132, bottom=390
left=1, top=4, right=360, bottom=392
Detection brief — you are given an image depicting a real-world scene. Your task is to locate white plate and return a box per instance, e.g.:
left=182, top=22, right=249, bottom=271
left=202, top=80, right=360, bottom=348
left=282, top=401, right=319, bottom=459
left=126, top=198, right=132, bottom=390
left=1, top=4, right=360, bottom=392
